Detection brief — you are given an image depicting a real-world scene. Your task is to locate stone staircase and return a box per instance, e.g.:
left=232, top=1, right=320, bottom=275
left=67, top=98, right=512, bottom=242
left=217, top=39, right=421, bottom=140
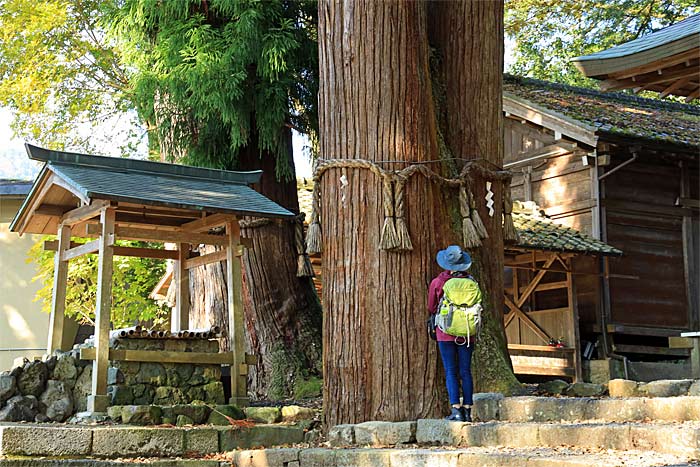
left=0, top=395, right=698, bottom=466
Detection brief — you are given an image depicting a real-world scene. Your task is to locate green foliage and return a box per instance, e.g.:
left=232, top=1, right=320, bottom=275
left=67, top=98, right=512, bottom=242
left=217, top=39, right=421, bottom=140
left=505, top=0, right=699, bottom=87
left=0, top=0, right=140, bottom=153
left=108, top=0, right=319, bottom=177
left=29, top=237, right=168, bottom=328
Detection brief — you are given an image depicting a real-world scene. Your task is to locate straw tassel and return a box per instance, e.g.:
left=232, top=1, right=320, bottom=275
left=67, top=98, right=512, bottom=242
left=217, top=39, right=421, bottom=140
left=379, top=176, right=400, bottom=250
left=469, top=190, right=489, bottom=239
left=305, top=184, right=323, bottom=254
left=392, top=177, right=413, bottom=251
left=459, top=185, right=482, bottom=248
left=294, top=215, right=314, bottom=277
left=503, top=182, right=520, bottom=243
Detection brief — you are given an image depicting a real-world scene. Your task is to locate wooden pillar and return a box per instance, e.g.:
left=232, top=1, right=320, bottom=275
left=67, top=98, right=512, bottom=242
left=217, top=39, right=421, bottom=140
left=47, top=223, right=71, bottom=354
left=226, top=220, right=248, bottom=406
left=173, top=243, right=190, bottom=331
left=87, top=207, right=115, bottom=413
left=567, top=260, right=583, bottom=382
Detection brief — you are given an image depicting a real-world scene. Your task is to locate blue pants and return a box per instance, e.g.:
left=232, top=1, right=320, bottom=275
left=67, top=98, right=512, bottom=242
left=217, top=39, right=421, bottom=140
left=438, top=340, right=474, bottom=406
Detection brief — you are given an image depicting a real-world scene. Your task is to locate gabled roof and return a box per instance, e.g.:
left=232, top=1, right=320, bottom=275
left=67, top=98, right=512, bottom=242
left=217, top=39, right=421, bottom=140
left=571, top=15, right=700, bottom=99
left=512, top=202, right=622, bottom=257
left=573, top=14, right=699, bottom=66
left=11, top=144, right=294, bottom=233
left=504, top=75, right=700, bottom=148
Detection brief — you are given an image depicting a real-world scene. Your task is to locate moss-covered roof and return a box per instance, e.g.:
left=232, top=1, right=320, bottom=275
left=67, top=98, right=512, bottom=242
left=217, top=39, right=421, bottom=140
left=297, top=181, right=621, bottom=256
left=512, top=201, right=622, bottom=256
left=504, top=75, right=700, bottom=148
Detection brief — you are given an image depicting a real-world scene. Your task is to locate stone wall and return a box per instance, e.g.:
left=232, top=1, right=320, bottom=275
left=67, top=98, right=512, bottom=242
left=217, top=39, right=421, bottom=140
left=0, top=337, right=224, bottom=422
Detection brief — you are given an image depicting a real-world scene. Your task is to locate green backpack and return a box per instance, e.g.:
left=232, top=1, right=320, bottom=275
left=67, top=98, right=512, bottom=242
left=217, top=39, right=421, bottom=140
left=436, top=277, right=483, bottom=342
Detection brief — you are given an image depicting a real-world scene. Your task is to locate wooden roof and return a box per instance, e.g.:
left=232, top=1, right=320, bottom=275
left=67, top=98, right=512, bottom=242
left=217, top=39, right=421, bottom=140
left=504, top=75, right=700, bottom=149
left=571, top=14, right=700, bottom=101
left=11, top=144, right=294, bottom=235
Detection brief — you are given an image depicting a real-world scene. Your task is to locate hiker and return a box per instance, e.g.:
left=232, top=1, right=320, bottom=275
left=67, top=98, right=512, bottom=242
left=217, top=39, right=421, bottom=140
left=428, top=245, right=483, bottom=422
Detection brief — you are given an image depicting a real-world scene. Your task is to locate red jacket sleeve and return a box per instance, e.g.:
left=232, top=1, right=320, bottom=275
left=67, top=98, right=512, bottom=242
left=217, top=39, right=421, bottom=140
left=427, top=279, right=440, bottom=315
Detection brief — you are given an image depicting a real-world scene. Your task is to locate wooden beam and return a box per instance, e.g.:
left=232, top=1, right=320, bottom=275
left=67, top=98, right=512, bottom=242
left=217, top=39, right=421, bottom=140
left=85, top=224, right=229, bottom=246
left=668, top=337, right=694, bottom=349
left=504, top=140, right=578, bottom=169
left=507, top=252, right=575, bottom=265
left=173, top=244, right=190, bottom=332
left=685, top=86, right=700, bottom=103
left=17, top=173, right=56, bottom=235
left=508, top=344, right=575, bottom=353
left=517, top=255, right=558, bottom=308
left=45, top=240, right=179, bottom=260
left=80, top=348, right=259, bottom=366
left=601, top=65, right=700, bottom=92
left=226, top=220, right=247, bottom=406
left=34, top=204, right=69, bottom=217
left=504, top=295, right=552, bottom=344
left=115, top=212, right=185, bottom=228
left=88, top=207, right=115, bottom=413
left=61, top=239, right=100, bottom=261
left=659, top=76, right=692, bottom=98
left=181, top=213, right=236, bottom=232
left=567, top=266, right=583, bottom=382
left=60, top=200, right=110, bottom=226
left=605, top=324, right=686, bottom=337
left=116, top=205, right=200, bottom=219
left=184, top=249, right=228, bottom=270
left=47, top=224, right=71, bottom=354
left=612, top=343, right=690, bottom=357
left=512, top=364, right=575, bottom=377
left=503, top=93, right=598, bottom=147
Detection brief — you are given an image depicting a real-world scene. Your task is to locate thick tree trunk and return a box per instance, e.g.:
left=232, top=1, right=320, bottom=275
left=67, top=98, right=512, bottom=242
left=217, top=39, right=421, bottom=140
left=318, top=0, right=517, bottom=427
left=187, top=129, right=322, bottom=400
left=428, top=1, right=520, bottom=394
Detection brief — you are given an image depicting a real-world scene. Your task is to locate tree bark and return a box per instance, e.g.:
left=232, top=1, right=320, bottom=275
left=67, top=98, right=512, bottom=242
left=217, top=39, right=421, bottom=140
left=428, top=1, right=520, bottom=394
left=318, top=0, right=517, bottom=427
left=186, top=129, right=322, bottom=400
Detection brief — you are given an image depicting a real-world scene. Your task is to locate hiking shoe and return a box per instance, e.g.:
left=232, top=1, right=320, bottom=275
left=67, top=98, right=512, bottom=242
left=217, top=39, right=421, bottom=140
left=445, top=407, right=465, bottom=422
left=460, top=407, right=472, bottom=422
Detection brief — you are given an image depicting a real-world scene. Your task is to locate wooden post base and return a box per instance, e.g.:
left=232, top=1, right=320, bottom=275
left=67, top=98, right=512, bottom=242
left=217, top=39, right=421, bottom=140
left=86, top=395, right=110, bottom=413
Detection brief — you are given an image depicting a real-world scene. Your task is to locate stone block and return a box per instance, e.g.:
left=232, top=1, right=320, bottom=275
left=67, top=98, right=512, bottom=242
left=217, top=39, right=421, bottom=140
left=245, top=406, right=282, bottom=424
left=107, top=367, right=124, bottom=386
left=72, top=365, right=92, bottom=412
left=607, top=379, right=640, bottom=397
left=170, top=404, right=211, bottom=425
left=0, top=395, right=40, bottom=422
left=587, top=398, right=645, bottom=422
left=184, top=428, right=219, bottom=455
left=584, top=359, right=613, bottom=384
left=107, top=405, right=123, bottom=421
left=108, top=384, right=134, bottom=406
left=299, top=448, right=337, bottom=467
left=0, top=374, right=17, bottom=405
left=630, top=424, right=700, bottom=458
left=539, top=423, right=631, bottom=450
left=460, top=422, right=499, bottom=447
left=563, top=382, right=606, bottom=397
left=328, top=424, right=355, bottom=447
left=500, top=397, right=588, bottom=422
left=415, top=419, right=468, bottom=445
left=153, top=386, right=186, bottom=405
left=121, top=405, right=162, bottom=425
left=472, top=392, right=503, bottom=421
left=136, top=363, right=167, bottom=386
left=538, top=379, right=569, bottom=395
left=17, top=361, right=47, bottom=397
left=644, top=397, right=696, bottom=421
left=207, top=404, right=245, bottom=425
left=0, top=426, right=92, bottom=456
left=687, top=380, right=700, bottom=396
left=92, top=427, right=185, bottom=457
left=281, top=405, right=317, bottom=422
left=335, top=448, right=395, bottom=467
left=177, top=414, right=194, bottom=426
left=353, top=421, right=416, bottom=446
left=641, top=379, right=694, bottom=397
left=494, top=422, right=539, bottom=447
left=52, top=354, right=78, bottom=388
left=203, top=381, right=225, bottom=405
left=39, top=380, right=74, bottom=422
left=231, top=448, right=301, bottom=467
left=390, top=449, right=460, bottom=467
left=218, top=425, right=305, bottom=451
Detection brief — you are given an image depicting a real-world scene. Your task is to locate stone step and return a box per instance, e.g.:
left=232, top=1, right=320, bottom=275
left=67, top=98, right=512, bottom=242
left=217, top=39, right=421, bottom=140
left=473, top=394, right=700, bottom=423
left=0, top=423, right=304, bottom=458
left=0, top=447, right=694, bottom=467
left=329, top=419, right=700, bottom=460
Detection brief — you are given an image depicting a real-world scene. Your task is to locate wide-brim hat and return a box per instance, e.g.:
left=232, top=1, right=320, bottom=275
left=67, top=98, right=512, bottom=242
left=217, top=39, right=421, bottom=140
left=436, top=245, right=472, bottom=272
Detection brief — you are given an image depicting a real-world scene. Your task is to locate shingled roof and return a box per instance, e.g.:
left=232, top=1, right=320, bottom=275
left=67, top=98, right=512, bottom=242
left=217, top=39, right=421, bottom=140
left=512, top=201, right=622, bottom=257
left=11, top=145, right=294, bottom=233
left=504, top=75, right=700, bottom=148
left=297, top=180, right=621, bottom=256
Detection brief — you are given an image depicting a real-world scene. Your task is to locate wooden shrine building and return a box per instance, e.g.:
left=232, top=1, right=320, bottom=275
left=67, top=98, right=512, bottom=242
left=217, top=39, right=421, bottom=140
left=504, top=201, right=621, bottom=381
left=572, top=14, right=699, bottom=101
left=10, top=144, right=293, bottom=412
left=504, top=75, right=700, bottom=366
